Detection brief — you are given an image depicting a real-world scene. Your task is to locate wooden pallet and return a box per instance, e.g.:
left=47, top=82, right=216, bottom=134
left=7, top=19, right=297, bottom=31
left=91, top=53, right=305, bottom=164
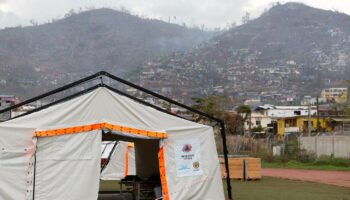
left=245, top=157, right=262, bottom=180
left=220, top=157, right=261, bottom=180
left=220, top=158, right=244, bottom=180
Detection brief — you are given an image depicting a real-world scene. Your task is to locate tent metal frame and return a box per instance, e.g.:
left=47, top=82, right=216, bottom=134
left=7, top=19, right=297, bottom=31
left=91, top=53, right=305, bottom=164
left=0, top=71, right=233, bottom=200
left=101, top=140, right=119, bottom=173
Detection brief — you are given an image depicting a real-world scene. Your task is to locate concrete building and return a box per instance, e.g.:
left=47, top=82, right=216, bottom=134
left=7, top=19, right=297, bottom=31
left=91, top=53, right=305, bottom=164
left=0, top=95, right=19, bottom=121
left=246, top=105, right=333, bottom=139
left=300, top=96, right=327, bottom=106
left=321, top=88, right=348, bottom=103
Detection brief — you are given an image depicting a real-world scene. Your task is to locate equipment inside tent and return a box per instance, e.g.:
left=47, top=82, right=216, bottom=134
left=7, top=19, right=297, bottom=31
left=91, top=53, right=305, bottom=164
left=0, top=71, right=232, bottom=200
left=100, top=141, right=136, bottom=180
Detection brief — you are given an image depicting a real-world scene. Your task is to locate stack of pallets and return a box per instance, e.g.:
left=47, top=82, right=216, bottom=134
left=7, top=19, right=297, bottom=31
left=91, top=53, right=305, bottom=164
left=220, top=157, right=261, bottom=180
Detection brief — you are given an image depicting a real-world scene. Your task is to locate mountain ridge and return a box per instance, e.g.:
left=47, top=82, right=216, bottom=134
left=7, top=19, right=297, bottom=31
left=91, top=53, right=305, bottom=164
left=0, top=8, right=211, bottom=98
left=138, top=2, right=350, bottom=104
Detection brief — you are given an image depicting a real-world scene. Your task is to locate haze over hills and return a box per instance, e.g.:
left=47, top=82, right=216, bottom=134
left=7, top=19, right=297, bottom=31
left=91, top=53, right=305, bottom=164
left=139, top=3, right=350, bottom=104
left=1, top=3, right=350, bottom=105
left=0, top=8, right=211, bottom=97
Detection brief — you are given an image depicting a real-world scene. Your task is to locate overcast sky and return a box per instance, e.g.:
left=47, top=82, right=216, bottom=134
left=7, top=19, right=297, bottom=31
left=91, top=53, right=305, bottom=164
left=1, top=0, right=350, bottom=29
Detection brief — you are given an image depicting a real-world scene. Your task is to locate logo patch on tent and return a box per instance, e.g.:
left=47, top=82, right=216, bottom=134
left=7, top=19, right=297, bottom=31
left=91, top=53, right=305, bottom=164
left=182, top=144, right=192, bottom=153
left=193, top=161, right=200, bottom=169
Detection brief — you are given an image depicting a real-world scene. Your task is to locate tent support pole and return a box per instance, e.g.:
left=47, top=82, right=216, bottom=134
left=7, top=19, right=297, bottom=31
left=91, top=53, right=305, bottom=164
left=220, top=121, right=232, bottom=200
left=104, top=85, right=186, bottom=120
left=0, top=73, right=102, bottom=115
left=102, top=71, right=221, bottom=122
left=7, top=85, right=101, bottom=120
left=101, top=140, right=119, bottom=173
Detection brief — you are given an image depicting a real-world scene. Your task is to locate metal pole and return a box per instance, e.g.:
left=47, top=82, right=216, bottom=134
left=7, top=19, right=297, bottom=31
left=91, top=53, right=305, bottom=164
left=220, top=121, right=233, bottom=200
left=308, top=104, right=312, bottom=136
left=332, top=132, right=335, bottom=157
left=249, top=113, right=252, bottom=137
left=103, top=71, right=222, bottom=122
left=101, top=141, right=119, bottom=173
left=7, top=85, right=101, bottom=121
left=0, top=72, right=102, bottom=114
left=316, top=97, right=320, bottom=133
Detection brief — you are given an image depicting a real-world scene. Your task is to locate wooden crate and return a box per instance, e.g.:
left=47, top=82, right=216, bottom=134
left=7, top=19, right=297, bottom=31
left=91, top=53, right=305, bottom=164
left=220, top=157, right=261, bottom=180
left=220, top=158, right=244, bottom=180
left=244, top=157, right=261, bottom=180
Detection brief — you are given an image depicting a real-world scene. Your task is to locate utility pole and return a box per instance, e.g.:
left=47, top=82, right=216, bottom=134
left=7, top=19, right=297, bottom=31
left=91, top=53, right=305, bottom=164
left=316, top=97, right=320, bottom=133
left=308, top=103, right=312, bottom=136
left=249, top=113, right=252, bottom=137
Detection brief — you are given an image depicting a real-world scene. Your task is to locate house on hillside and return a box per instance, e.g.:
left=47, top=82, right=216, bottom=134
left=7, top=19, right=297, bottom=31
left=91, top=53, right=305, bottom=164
left=246, top=105, right=333, bottom=140
left=0, top=95, right=18, bottom=121
left=321, top=88, right=348, bottom=103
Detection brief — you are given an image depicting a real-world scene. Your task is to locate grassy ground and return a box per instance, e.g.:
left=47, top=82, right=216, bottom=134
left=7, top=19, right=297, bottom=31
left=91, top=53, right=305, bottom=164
left=262, top=160, right=350, bottom=171
left=100, top=177, right=350, bottom=200
left=227, top=177, right=350, bottom=200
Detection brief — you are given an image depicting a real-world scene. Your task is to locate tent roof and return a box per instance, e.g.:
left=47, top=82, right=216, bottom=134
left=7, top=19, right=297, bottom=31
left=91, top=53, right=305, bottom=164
left=0, top=87, right=208, bottom=138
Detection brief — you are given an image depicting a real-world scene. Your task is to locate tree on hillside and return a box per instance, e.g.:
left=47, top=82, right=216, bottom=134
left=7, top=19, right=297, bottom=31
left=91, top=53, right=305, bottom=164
left=191, top=95, right=243, bottom=135
left=235, top=105, right=252, bottom=136
left=192, top=95, right=228, bottom=118
left=241, top=12, right=250, bottom=24
left=222, top=112, right=244, bottom=135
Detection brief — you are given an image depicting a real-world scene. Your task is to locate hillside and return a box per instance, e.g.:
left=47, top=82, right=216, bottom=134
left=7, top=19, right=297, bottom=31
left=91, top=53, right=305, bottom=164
left=139, top=3, right=350, bottom=104
left=0, top=8, right=211, bottom=97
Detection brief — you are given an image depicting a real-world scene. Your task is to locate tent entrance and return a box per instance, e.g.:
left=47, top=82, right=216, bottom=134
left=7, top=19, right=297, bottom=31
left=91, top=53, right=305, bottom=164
left=100, top=130, right=163, bottom=199
left=101, top=130, right=161, bottom=179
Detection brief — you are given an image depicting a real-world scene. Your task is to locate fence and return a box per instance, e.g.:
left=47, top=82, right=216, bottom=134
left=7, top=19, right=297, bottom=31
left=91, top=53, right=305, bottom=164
left=299, top=134, right=350, bottom=158
left=215, top=135, right=273, bottom=155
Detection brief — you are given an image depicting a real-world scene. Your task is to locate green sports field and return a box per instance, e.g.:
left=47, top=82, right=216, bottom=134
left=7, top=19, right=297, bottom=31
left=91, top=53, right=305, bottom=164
left=100, top=177, right=350, bottom=200
left=226, top=177, right=350, bottom=200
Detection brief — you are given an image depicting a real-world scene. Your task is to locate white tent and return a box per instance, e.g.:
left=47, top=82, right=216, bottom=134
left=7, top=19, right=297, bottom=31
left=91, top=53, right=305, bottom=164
left=100, top=141, right=136, bottom=180
left=0, top=87, right=225, bottom=200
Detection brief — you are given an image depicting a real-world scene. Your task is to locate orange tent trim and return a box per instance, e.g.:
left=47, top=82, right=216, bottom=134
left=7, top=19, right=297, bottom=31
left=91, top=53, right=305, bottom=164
left=125, top=144, right=130, bottom=177
left=158, top=146, right=170, bottom=200
left=34, top=122, right=167, bottom=139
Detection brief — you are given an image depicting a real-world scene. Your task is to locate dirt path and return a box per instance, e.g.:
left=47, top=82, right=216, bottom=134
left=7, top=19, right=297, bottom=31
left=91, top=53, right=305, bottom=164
left=262, top=168, right=350, bottom=188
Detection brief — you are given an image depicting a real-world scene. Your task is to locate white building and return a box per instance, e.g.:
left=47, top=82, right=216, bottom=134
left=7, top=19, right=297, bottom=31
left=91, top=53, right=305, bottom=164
left=300, top=96, right=327, bottom=106
left=245, top=105, right=317, bottom=132
left=321, top=88, right=348, bottom=103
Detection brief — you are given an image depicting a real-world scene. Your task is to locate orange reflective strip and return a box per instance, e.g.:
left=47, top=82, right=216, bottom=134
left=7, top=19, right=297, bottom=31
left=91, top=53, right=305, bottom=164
left=158, top=146, right=170, bottom=200
left=33, top=122, right=167, bottom=139
left=125, top=145, right=129, bottom=177
left=127, top=143, right=134, bottom=148
left=104, top=123, right=113, bottom=129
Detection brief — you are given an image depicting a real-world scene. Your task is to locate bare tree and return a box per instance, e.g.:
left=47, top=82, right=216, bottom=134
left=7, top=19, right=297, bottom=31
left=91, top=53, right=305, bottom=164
left=241, top=12, right=250, bottom=24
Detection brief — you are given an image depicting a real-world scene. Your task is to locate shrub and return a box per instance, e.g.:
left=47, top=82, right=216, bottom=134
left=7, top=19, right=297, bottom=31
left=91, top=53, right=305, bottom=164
left=296, top=149, right=317, bottom=163
left=284, top=140, right=299, bottom=158
left=279, top=154, right=291, bottom=163
left=255, top=149, right=275, bottom=162
left=315, top=156, right=350, bottom=167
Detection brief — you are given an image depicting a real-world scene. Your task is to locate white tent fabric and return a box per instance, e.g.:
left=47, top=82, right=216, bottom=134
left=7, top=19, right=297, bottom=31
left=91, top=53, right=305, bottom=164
left=101, top=141, right=116, bottom=159
left=100, top=141, right=136, bottom=180
left=35, top=131, right=101, bottom=200
left=0, top=87, right=225, bottom=200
